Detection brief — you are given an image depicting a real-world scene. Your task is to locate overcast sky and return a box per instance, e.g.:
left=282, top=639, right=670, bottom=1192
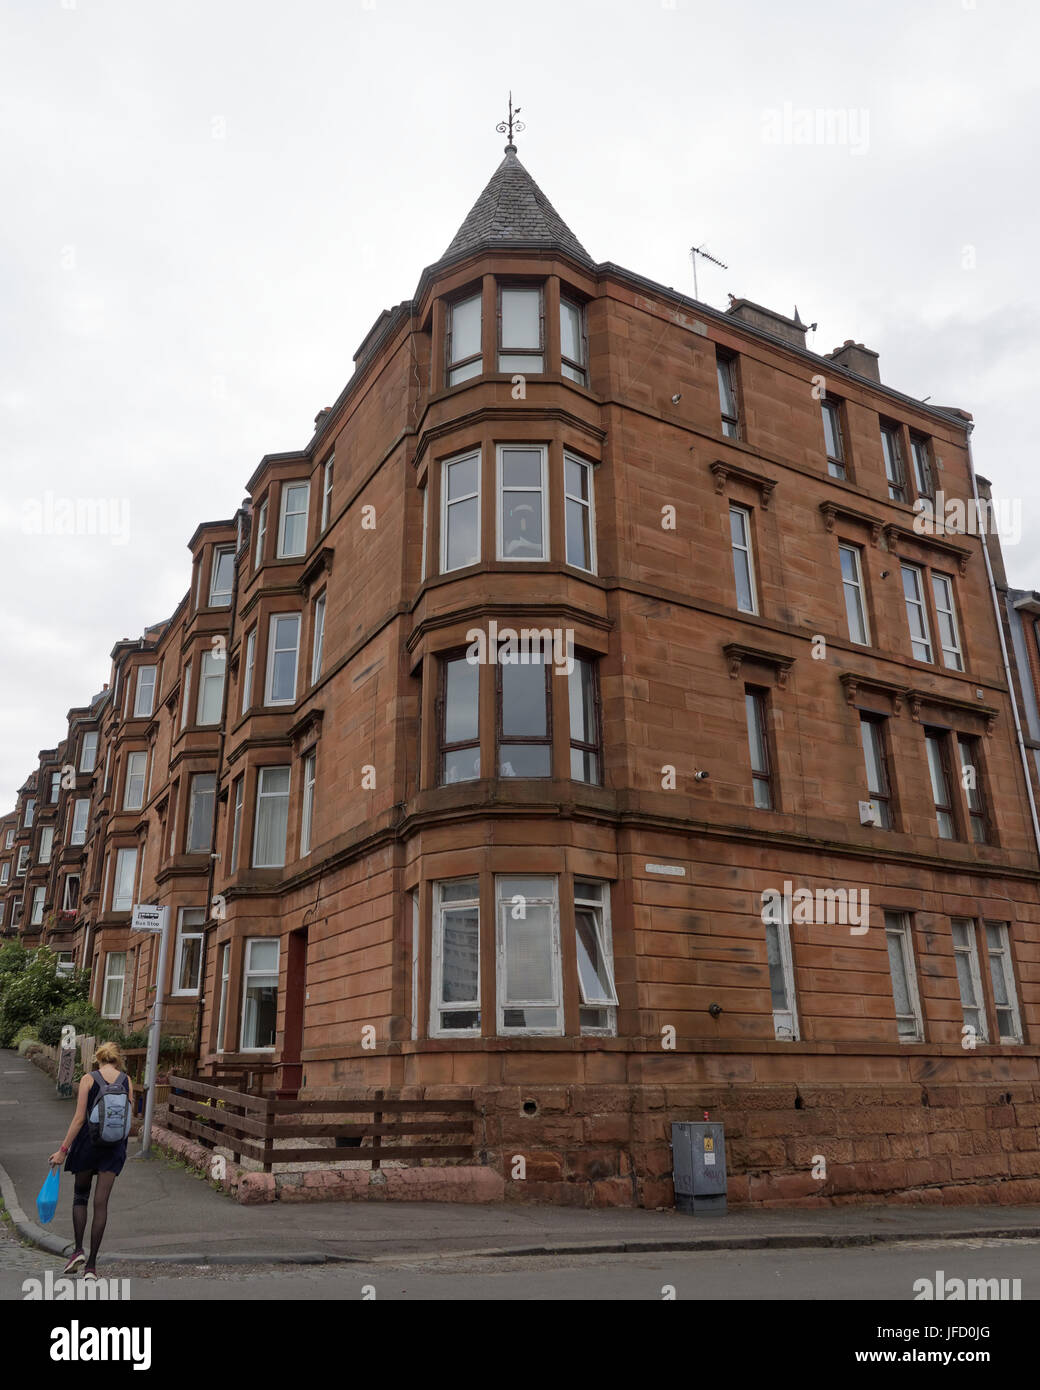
left=1, top=0, right=1037, bottom=803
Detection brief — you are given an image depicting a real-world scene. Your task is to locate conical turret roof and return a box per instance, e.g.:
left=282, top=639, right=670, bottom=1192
left=440, top=148, right=591, bottom=264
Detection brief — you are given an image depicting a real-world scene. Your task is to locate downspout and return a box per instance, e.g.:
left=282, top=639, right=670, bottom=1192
left=965, top=424, right=1040, bottom=860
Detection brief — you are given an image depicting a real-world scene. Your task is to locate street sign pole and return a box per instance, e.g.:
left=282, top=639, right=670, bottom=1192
left=135, top=905, right=170, bottom=1159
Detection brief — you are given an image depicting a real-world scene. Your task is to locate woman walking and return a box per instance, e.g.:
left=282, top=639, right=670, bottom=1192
left=48, top=1041, right=133, bottom=1277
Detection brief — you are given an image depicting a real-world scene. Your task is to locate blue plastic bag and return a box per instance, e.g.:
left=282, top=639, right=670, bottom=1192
left=36, top=1166, right=60, bottom=1224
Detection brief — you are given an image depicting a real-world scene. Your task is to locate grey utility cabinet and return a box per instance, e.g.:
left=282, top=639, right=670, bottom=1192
left=671, top=1121, right=727, bottom=1215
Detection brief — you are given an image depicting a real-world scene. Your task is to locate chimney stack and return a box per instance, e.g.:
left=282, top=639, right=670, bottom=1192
left=314, top=406, right=332, bottom=432
left=826, top=339, right=880, bottom=384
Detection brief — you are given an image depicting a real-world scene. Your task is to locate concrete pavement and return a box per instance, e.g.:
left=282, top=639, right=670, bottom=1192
left=5, top=1051, right=1040, bottom=1266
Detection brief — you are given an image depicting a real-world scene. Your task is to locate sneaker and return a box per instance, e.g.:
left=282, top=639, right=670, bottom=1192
left=83, top=1268, right=97, bottom=1279
left=62, top=1251, right=85, bottom=1275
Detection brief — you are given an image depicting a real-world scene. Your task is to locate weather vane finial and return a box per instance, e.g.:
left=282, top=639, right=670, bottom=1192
left=496, top=92, right=525, bottom=152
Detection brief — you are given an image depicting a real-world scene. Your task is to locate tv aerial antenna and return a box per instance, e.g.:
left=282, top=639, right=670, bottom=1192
left=689, top=244, right=728, bottom=302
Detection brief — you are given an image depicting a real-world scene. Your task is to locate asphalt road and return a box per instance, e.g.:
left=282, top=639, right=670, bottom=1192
left=2, top=1217, right=1036, bottom=1300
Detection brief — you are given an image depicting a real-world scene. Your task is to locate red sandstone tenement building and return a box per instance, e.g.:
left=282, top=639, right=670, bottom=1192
left=6, top=141, right=1040, bottom=1208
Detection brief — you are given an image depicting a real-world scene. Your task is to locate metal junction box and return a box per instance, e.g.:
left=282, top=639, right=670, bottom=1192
left=671, top=1121, right=727, bottom=1215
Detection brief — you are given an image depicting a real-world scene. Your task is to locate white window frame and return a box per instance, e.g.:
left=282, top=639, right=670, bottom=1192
left=79, top=731, right=98, bottom=773
left=216, top=943, right=231, bottom=1053
left=931, top=573, right=964, bottom=671
left=180, top=661, right=193, bottom=730
left=240, top=937, right=280, bottom=1051
left=111, top=847, right=137, bottom=913
left=300, top=752, right=316, bottom=857
left=730, top=504, right=758, bottom=615
left=5, top=827, right=13, bottom=848
left=209, top=546, right=235, bottom=607
left=196, top=649, right=225, bottom=726
left=101, top=951, right=127, bottom=1020
left=884, top=911, right=924, bottom=1042
left=821, top=398, right=846, bottom=478
left=880, top=423, right=906, bottom=501
left=173, top=907, right=206, bottom=996
left=15, top=845, right=29, bottom=875
left=497, top=284, right=544, bottom=374
left=496, top=444, right=549, bottom=563
left=38, top=824, right=54, bottom=864
left=446, top=292, right=482, bottom=385
left=242, top=627, right=256, bottom=715
left=901, top=563, right=933, bottom=663
left=430, top=878, right=481, bottom=1038
left=761, top=893, right=799, bottom=1040
left=716, top=351, right=739, bottom=438
left=277, top=481, right=310, bottom=558
left=440, top=449, right=481, bottom=574
left=910, top=434, right=934, bottom=498
left=123, top=751, right=147, bottom=811
left=49, top=771, right=61, bottom=803
left=321, top=456, right=334, bottom=531
left=0, top=863, right=8, bottom=885
left=133, top=666, right=156, bottom=719
left=186, top=773, right=216, bottom=854
left=56, top=951, right=75, bottom=978
left=563, top=451, right=597, bottom=573
left=420, top=486, right=428, bottom=582
left=839, top=542, right=870, bottom=645
left=984, top=922, right=1022, bottom=1043
left=495, top=874, right=563, bottom=1037
left=950, top=918, right=987, bottom=1043
left=264, top=613, right=301, bottom=706
left=62, top=874, right=80, bottom=912
left=253, top=498, right=268, bottom=571
left=560, top=296, right=587, bottom=385
left=30, top=885, right=45, bottom=926
left=230, top=776, right=244, bottom=873
left=69, top=799, right=89, bottom=846
left=311, top=594, right=326, bottom=686
left=252, top=766, right=291, bottom=868
left=574, top=879, right=617, bottom=1036
left=23, top=798, right=36, bottom=828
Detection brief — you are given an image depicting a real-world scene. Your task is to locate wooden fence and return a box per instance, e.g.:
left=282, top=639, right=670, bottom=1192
left=165, top=1074, right=477, bottom=1173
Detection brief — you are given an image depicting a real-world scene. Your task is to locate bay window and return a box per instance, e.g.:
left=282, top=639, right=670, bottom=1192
left=186, top=773, right=216, bottom=853
left=496, top=875, right=562, bottom=1034
left=253, top=766, right=290, bottom=868
left=497, top=445, right=547, bottom=561
left=174, top=907, right=206, bottom=994
left=241, top=938, right=279, bottom=1050
left=498, top=652, right=552, bottom=777
left=560, top=297, right=587, bottom=384
left=498, top=285, right=543, bottom=373
left=430, top=878, right=481, bottom=1035
left=265, top=613, right=301, bottom=705
left=277, top=482, right=310, bottom=558
left=564, top=452, right=595, bottom=572
left=446, top=293, right=482, bottom=385
left=441, top=450, right=480, bottom=573
left=111, top=847, right=137, bottom=912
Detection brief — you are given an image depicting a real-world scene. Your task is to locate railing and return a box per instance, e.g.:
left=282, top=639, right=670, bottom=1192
left=166, top=1074, right=477, bottom=1173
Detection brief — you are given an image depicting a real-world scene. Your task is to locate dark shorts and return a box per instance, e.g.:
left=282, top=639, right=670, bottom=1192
left=64, top=1132, right=128, bottom=1176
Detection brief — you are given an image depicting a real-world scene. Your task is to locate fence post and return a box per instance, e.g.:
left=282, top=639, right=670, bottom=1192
left=371, top=1090, right=383, bottom=1171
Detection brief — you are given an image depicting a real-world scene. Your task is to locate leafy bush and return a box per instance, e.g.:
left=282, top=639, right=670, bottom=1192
left=118, top=1029, right=150, bottom=1050
left=0, top=943, right=29, bottom=985
left=35, top=1000, right=112, bottom=1047
left=0, top=948, right=90, bottom=1047
left=12, top=1023, right=40, bottom=1047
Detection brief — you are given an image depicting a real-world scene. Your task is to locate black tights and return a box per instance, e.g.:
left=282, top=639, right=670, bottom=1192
left=72, top=1171, right=116, bottom=1267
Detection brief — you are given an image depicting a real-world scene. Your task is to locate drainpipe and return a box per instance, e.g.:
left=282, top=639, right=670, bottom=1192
left=965, top=424, right=1040, bottom=861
